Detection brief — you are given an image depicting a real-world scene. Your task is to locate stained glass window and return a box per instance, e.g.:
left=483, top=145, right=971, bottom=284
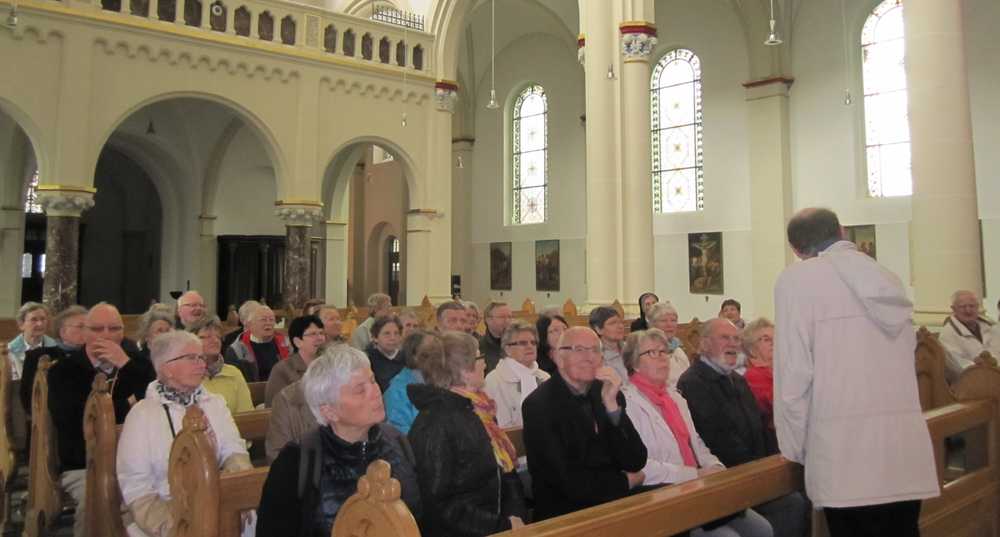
left=651, top=49, right=703, bottom=213
left=862, top=0, right=911, bottom=197
left=512, top=85, right=547, bottom=224
left=24, top=168, right=42, bottom=214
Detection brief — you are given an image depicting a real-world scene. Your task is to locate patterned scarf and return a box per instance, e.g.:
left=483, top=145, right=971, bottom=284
left=630, top=371, right=697, bottom=466
left=156, top=381, right=203, bottom=407
left=452, top=388, right=516, bottom=473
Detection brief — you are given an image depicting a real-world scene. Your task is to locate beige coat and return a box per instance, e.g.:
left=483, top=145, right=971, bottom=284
left=483, top=357, right=550, bottom=428
left=265, top=379, right=319, bottom=463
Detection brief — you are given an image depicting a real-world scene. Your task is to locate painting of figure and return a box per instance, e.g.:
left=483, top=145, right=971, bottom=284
left=490, top=242, right=512, bottom=290
left=688, top=232, right=724, bottom=295
left=845, top=225, right=877, bottom=259
left=535, top=240, right=560, bottom=291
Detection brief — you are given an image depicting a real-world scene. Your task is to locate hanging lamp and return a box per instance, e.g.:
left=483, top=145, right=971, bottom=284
left=764, top=0, right=783, bottom=46
left=486, top=0, right=499, bottom=109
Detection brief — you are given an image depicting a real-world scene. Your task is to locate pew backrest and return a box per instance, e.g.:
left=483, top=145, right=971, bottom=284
left=83, top=373, right=127, bottom=537
left=915, top=327, right=954, bottom=411
left=23, top=355, right=62, bottom=537
left=247, top=382, right=266, bottom=407
left=331, top=459, right=420, bottom=537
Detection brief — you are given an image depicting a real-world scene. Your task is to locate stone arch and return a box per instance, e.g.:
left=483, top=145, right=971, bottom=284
left=0, top=98, right=47, bottom=189
left=321, top=135, right=420, bottom=217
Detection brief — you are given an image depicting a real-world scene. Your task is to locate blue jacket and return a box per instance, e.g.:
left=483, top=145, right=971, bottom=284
left=384, top=367, right=423, bottom=434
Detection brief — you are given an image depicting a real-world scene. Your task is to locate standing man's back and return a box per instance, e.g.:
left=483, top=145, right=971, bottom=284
left=774, top=208, right=938, bottom=537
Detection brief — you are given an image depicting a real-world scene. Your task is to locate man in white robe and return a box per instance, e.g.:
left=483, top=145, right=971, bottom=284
left=774, top=208, right=939, bottom=537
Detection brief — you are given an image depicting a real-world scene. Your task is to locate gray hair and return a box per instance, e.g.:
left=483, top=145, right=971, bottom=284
left=148, top=330, right=201, bottom=374
left=137, top=304, right=176, bottom=344
left=741, top=317, right=774, bottom=356
left=53, top=305, right=88, bottom=336
left=238, top=300, right=262, bottom=324
left=950, top=290, right=979, bottom=306
left=367, top=293, right=392, bottom=310
left=501, top=321, right=538, bottom=348
left=623, top=328, right=670, bottom=376
left=397, top=308, right=419, bottom=323
left=187, top=314, right=224, bottom=335
left=16, top=302, right=48, bottom=324
left=647, top=301, right=678, bottom=323
left=700, top=318, right=736, bottom=353
left=302, top=344, right=372, bottom=425
left=462, top=300, right=480, bottom=313
left=247, top=305, right=275, bottom=323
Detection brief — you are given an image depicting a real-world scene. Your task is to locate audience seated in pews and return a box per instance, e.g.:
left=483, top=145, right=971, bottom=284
left=622, top=328, right=773, bottom=537
left=174, top=290, right=208, bottom=330
left=257, top=344, right=421, bottom=536
left=479, top=301, right=513, bottom=373
left=589, top=306, right=629, bottom=382
left=463, top=300, right=484, bottom=336
left=535, top=314, right=568, bottom=375
left=135, top=304, right=174, bottom=363
left=408, top=331, right=527, bottom=535
left=367, top=315, right=405, bottom=393
left=265, top=314, right=326, bottom=406
left=938, top=290, right=998, bottom=382
left=222, top=300, right=261, bottom=350
left=648, top=301, right=691, bottom=386
left=384, top=330, right=442, bottom=435
left=189, top=315, right=254, bottom=415
left=741, top=318, right=775, bottom=433
left=117, top=330, right=252, bottom=537
left=398, top=307, right=422, bottom=338
left=677, top=318, right=807, bottom=537
left=436, top=300, right=466, bottom=332
left=484, top=321, right=550, bottom=428
left=720, top=298, right=746, bottom=330
left=19, top=304, right=88, bottom=413
left=351, top=292, right=392, bottom=350
left=49, top=302, right=156, bottom=537
left=522, top=326, right=647, bottom=521
left=224, top=304, right=290, bottom=382
left=6, top=302, right=56, bottom=381
left=629, top=292, right=659, bottom=332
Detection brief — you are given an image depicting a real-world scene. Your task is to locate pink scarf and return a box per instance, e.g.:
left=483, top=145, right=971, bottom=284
left=630, top=372, right=697, bottom=467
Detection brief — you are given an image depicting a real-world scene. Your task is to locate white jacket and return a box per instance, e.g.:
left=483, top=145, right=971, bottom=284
left=117, top=381, right=250, bottom=536
left=774, top=241, right=939, bottom=508
left=623, top=383, right=723, bottom=485
left=484, top=357, right=550, bottom=428
left=938, top=316, right=995, bottom=383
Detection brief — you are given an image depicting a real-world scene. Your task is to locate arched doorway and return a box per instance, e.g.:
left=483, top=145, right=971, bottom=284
left=0, top=105, right=43, bottom=314
left=386, top=235, right=400, bottom=306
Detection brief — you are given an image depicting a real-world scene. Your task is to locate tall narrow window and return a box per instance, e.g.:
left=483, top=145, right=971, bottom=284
left=651, top=48, right=703, bottom=213
left=862, top=0, right=910, bottom=197
left=511, top=85, right=547, bottom=225
left=24, top=168, right=42, bottom=214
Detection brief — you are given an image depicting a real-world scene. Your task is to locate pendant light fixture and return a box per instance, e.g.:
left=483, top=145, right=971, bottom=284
left=764, top=0, right=783, bottom=46
left=840, top=0, right=852, bottom=105
left=5, top=0, right=18, bottom=28
left=486, top=0, right=499, bottom=109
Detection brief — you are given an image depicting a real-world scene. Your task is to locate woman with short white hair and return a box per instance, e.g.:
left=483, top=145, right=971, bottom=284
left=7, top=301, right=56, bottom=380
left=647, top=301, right=691, bottom=386
left=117, top=330, right=251, bottom=537
left=256, top=344, right=421, bottom=537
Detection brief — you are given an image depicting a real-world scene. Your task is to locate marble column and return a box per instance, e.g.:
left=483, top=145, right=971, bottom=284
left=276, top=202, right=323, bottom=314
left=903, top=0, right=982, bottom=324
left=619, top=23, right=657, bottom=315
left=36, top=187, right=95, bottom=313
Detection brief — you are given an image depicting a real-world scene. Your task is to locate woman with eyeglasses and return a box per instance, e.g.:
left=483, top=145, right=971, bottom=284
left=189, top=315, right=254, bottom=415
left=621, top=329, right=773, bottom=537
left=265, top=314, right=328, bottom=407
left=117, top=330, right=252, bottom=537
left=484, top=321, right=550, bottom=428
left=408, top=331, right=528, bottom=535
left=647, top=301, right=691, bottom=387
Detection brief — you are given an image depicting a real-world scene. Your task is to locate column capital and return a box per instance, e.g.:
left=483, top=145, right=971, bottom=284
left=620, top=22, right=657, bottom=61
left=434, top=80, right=459, bottom=113
left=36, top=185, right=96, bottom=217
left=275, top=200, right=324, bottom=226
left=577, top=34, right=586, bottom=65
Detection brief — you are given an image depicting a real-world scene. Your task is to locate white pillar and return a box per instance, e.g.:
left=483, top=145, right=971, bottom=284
left=451, top=138, right=474, bottom=288
left=325, top=220, right=348, bottom=306
left=904, top=0, right=982, bottom=324
left=198, top=214, right=218, bottom=314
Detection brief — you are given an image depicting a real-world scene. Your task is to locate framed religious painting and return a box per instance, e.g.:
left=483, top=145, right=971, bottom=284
left=845, top=224, right=877, bottom=259
left=535, top=240, right=560, bottom=291
left=490, top=242, right=512, bottom=290
left=688, top=232, right=724, bottom=295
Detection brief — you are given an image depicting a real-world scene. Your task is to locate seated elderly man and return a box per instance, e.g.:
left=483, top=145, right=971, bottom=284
left=174, top=290, right=208, bottom=329
left=480, top=301, right=513, bottom=373
left=939, top=290, right=997, bottom=382
left=351, top=292, right=392, bottom=350
left=20, top=305, right=89, bottom=414
left=7, top=302, right=56, bottom=381
left=224, top=304, right=290, bottom=382
left=522, top=326, right=648, bottom=521
left=257, top=344, right=421, bottom=536
left=47, top=302, right=156, bottom=537
left=222, top=300, right=261, bottom=350
left=678, top=318, right=807, bottom=537
left=435, top=300, right=466, bottom=332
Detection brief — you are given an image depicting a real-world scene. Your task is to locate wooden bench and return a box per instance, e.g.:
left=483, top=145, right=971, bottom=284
left=23, top=355, right=61, bottom=537
left=330, top=459, right=420, bottom=537
left=0, top=344, right=14, bottom=534
left=83, top=373, right=127, bottom=537
left=248, top=382, right=266, bottom=407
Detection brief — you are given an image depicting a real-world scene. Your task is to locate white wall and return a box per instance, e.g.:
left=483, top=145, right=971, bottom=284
left=214, top=126, right=284, bottom=236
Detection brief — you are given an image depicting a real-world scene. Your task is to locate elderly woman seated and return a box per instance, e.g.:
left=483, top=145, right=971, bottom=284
left=135, top=304, right=174, bottom=363
left=622, top=329, right=773, bottom=537
left=742, top=318, right=776, bottom=436
left=7, top=301, right=56, bottom=380
left=256, top=344, right=421, bottom=536
left=484, top=321, right=550, bottom=428
left=265, top=314, right=327, bottom=407
left=117, top=330, right=252, bottom=537
left=408, top=331, right=528, bottom=535
left=366, top=315, right=405, bottom=393
left=188, top=315, right=254, bottom=415
left=647, top=301, right=691, bottom=386
left=384, top=330, right=442, bottom=434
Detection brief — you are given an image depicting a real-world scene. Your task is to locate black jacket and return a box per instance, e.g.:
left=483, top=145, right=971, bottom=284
left=478, top=332, right=503, bottom=374
left=676, top=356, right=777, bottom=467
left=367, top=344, right=406, bottom=393
left=407, top=383, right=527, bottom=536
left=630, top=317, right=649, bottom=332
left=47, top=347, right=155, bottom=472
left=20, top=345, right=68, bottom=414
left=521, top=372, right=647, bottom=521
left=256, top=423, right=421, bottom=537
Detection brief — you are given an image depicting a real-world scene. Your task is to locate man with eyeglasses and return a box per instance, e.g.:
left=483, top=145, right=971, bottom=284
left=484, top=321, right=550, bottom=428
left=479, top=301, right=513, bottom=373
left=46, top=302, right=156, bottom=537
left=522, top=326, right=647, bottom=521
left=175, top=290, right=208, bottom=329
left=938, top=289, right=997, bottom=383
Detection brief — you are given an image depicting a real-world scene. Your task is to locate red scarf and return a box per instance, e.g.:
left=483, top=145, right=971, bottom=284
left=630, top=372, right=697, bottom=467
left=238, top=331, right=290, bottom=363
left=452, top=388, right=517, bottom=472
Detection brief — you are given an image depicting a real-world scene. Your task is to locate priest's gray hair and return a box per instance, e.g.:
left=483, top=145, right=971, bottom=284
left=303, top=344, right=372, bottom=425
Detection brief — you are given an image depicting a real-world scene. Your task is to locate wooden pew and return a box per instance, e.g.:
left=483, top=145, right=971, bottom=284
left=915, top=327, right=955, bottom=412
left=23, top=355, right=61, bottom=537
left=331, top=460, right=420, bottom=537
left=248, top=382, right=266, bottom=407
left=0, top=345, right=14, bottom=534
left=83, top=373, right=127, bottom=537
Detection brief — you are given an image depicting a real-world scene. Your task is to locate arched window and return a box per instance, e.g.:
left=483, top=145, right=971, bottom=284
left=511, top=85, right=547, bottom=225
left=651, top=48, right=703, bottom=213
left=862, top=0, right=910, bottom=197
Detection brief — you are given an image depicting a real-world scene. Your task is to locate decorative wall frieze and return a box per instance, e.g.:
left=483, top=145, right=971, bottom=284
left=434, top=80, right=459, bottom=113
left=619, top=22, right=658, bottom=61
left=35, top=186, right=96, bottom=217
left=319, top=77, right=431, bottom=104
left=275, top=200, right=324, bottom=226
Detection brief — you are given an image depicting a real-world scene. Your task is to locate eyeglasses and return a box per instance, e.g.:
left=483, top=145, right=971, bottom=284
left=179, top=303, right=205, bottom=309
left=165, top=353, right=208, bottom=365
left=506, top=340, right=537, bottom=347
left=87, top=325, right=124, bottom=334
left=558, top=345, right=602, bottom=355
left=639, top=348, right=669, bottom=359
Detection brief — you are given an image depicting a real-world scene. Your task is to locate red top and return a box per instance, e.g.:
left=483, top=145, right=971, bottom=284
left=743, top=364, right=774, bottom=430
